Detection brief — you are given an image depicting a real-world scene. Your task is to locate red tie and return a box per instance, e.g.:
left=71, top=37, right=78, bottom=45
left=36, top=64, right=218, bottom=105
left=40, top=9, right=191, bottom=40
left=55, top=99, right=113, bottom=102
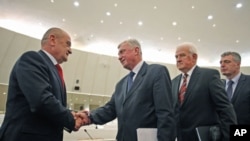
left=178, top=73, right=188, bottom=104
left=55, top=64, right=64, bottom=86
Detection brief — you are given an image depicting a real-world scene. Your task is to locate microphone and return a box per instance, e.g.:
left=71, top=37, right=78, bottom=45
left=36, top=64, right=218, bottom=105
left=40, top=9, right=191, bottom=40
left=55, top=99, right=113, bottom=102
left=84, top=129, right=93, bottom=140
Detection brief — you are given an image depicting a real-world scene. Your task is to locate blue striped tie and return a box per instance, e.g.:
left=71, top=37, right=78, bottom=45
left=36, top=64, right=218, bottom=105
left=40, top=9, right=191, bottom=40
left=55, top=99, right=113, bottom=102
left=227, top=80, right=234, bottom=101
left=127, top=71, right=135, bottom=92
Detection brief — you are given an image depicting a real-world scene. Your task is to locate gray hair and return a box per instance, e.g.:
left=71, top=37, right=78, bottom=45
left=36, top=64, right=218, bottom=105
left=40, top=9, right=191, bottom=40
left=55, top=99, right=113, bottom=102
left=221, top=51, right=241, bottom=63
left=118, top=39, right=142, bottom=54
left=177, top=42, right=198, bottom=55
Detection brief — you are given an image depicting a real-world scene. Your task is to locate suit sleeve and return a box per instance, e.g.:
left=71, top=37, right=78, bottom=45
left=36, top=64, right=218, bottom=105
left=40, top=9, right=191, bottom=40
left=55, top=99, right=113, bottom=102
left=90, top=94, right=117, bottom=124
left=16, top=51, right=75, bottom=131
left=153, top=66, right=176, bottom=141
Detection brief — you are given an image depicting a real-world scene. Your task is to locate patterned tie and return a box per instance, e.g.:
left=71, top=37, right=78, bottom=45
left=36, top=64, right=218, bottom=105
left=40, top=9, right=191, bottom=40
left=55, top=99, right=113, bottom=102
left=127, top=71, right=135, bottom=92
left=227, top=80, right=234, bottom=101
left=55, top=64, right=64, bottom=87
left=178, top=73, right=188, bottom=104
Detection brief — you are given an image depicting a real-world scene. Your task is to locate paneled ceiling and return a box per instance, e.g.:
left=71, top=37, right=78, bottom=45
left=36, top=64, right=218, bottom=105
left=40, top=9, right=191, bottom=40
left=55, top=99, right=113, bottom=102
left=0, top=0, right=250, bottom=66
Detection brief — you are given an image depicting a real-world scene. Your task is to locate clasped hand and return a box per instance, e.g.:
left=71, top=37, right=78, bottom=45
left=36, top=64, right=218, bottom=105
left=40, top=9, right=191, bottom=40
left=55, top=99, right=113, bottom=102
left=72, top=110, right=91, bottom=131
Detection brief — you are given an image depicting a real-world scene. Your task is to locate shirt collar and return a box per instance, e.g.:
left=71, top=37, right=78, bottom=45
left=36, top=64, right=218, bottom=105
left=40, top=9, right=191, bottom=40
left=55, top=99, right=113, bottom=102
left=226, top=72, right=241, bottom=84
left=182, top=65, right=196, bottom=77
left=42, top=50, right=57, bottom=65
left=131, top=60, right=144, bottom=74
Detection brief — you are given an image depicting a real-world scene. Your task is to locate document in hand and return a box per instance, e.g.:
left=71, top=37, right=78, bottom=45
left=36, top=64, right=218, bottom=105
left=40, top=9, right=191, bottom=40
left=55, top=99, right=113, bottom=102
left=137, top=128, right=157, bottom=141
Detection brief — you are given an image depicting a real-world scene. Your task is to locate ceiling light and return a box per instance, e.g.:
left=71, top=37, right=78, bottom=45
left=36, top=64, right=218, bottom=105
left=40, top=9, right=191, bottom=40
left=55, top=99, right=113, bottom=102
left=138, top=21, right=143, bottom=26
left=62, top=18, right=66, bottom=22
left=114, top=3, right=118, bottom=7
left=198, top=39, right=201, bottom=42
left=160, top=37, right=164, bottom=40
left=207, top=15, right=213, bottom=20
left=236, top=3, right=242, bottom=8
left=106, top=12, right=111, bottom=16
left=119, top=21, right=123, bottom=24
left=50, top=0, right=54, bottom=3
left=191, top=5, right=195, bottom=9
left=172, top=21, right=177, bottom=26
left=236, top=40, right=239, bottom=43
left=212, top=24, right=216, bottom=27
left=178, top=37, right=181, bottom=40
left=74, top=1, right=79, bottom=7
left=153, top=6, right=157, bottom=9
left=100, top=20, right=104, bottom=23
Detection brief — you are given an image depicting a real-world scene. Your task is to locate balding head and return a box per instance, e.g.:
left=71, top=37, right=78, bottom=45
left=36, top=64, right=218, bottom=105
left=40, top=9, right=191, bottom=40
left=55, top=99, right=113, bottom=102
left=41, top=27, right=72, bottom=64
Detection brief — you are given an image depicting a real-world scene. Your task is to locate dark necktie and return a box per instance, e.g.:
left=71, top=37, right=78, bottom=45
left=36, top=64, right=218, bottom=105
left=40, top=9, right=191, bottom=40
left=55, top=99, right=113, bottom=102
left=227, top=80, right=234, bottom=101
left=55, top=64, right=64, bottom=87
left=178, top=73, right=188, bottom=104
left=127, top=71, right=135, bottom=92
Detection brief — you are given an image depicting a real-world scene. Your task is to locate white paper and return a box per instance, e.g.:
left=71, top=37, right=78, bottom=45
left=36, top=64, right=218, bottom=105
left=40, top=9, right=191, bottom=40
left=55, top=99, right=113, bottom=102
left=137, top=128, right=157, bottom=141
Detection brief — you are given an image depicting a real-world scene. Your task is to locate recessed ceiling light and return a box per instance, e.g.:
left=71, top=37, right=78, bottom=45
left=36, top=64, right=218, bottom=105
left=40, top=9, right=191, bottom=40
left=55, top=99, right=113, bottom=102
left=198, top=39, right=201, bottom=42
left=178, top=37, right=181, bottom=40
left=160, top=37, right=164, bottom=40
left=74, top=1, right=80, bottom=7
left=207, top=15, right=213, bottom=20
left=191, top=5, right=195, bottom=9
left=236, top=3, right=242, bottom=8
left=62, top=18, right=66, bottom=22
left=100, top=20, right=104, bottom=23
left=50, top=0, right=54, bottom=3
left=138, top=21, right=143, bottom=26
left=106, top=12, right=111, bottom=16
left=212, top=24, right=216, bottom=27
left=236, top=40, right=239, bottom=43
left=172, top=21, right=177, bottom=26
left=119, top=21, right=123, bottom=24
left=114, top=3, right=118, bottom=7
left=153, top=6, right=157, bottom=9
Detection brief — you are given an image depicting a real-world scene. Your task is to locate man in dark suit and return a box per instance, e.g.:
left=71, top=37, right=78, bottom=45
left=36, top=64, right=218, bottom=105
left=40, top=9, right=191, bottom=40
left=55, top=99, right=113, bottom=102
left=172, top=42, right=237, bottom=141
left=220, top=51, right=250, bottom=125
left=0, top=28, right=86, bottom=141
left=84, top=39, right=176, bottom=141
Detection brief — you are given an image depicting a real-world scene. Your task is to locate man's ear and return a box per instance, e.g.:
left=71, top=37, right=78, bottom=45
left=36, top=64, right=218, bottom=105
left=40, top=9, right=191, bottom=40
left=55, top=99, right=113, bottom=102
left=134, top=47, right=140, bottom=55
left=49, top=34, right=56, bottom=47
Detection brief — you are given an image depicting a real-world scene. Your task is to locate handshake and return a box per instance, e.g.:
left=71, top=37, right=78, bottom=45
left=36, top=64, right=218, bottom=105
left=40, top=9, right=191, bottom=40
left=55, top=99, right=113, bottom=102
left=71, top=110, right=91, bottom=131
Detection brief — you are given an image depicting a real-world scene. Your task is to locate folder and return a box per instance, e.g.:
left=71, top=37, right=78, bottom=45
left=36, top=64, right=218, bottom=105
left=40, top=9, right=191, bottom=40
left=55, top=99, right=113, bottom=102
left=137, top=128, right=157, bottom=141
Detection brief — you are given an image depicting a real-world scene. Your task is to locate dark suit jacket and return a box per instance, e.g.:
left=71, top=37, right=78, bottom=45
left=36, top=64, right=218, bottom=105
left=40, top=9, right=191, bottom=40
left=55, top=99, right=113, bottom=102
left=227, top=74, right=250, bottom=125
left=0, top=50, right=75, bottom=141
left=172, top=66, right=237, bottom=141
left=90, top=62, right=176, bottom=141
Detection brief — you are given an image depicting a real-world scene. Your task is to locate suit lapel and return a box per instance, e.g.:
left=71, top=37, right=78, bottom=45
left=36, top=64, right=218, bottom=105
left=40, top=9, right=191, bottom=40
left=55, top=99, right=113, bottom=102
left=182, top=66, right=200, bottom=105
left=123, top=62, right=147, bottom=104
left=173, top=75, right=182, bottom=106
left=231, top=74, right=245, bottom=103
left=38, top=50, right=66, bottom=104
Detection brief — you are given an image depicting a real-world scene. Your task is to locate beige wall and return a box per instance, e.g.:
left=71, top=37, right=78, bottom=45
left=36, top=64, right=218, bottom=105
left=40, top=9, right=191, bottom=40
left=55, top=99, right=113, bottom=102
left=1, top=27, right=250, bottom=112
left=0, top=27, right=179, bottom=112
